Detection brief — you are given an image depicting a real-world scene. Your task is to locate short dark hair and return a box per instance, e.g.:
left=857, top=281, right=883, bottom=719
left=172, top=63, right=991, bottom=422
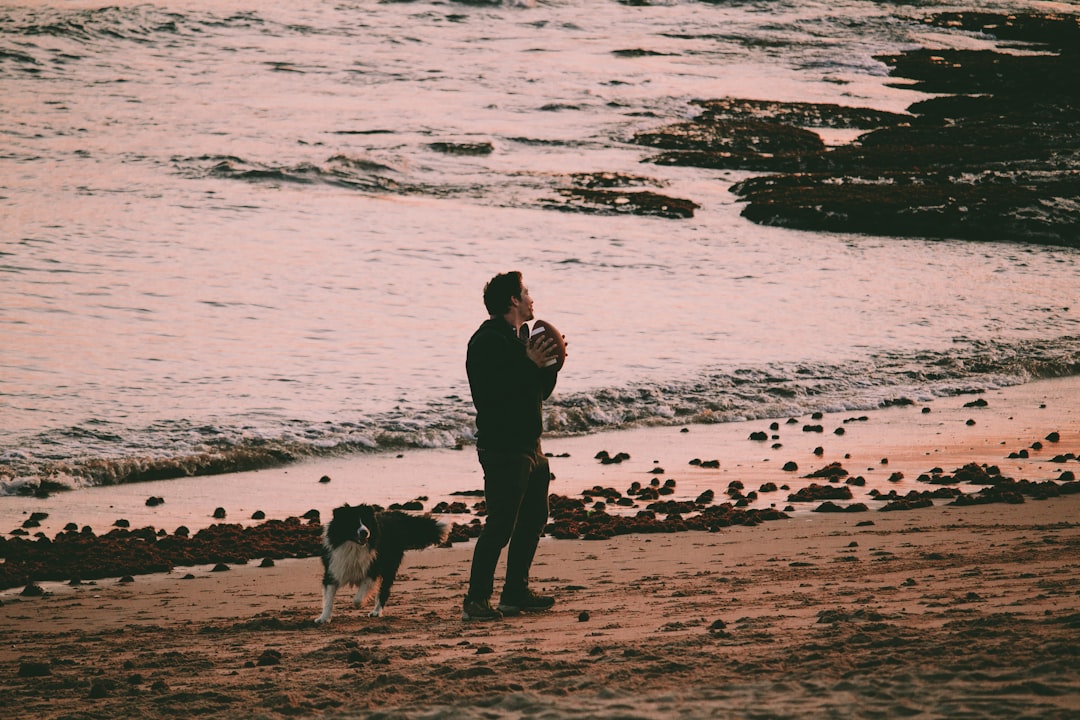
left=483, top=271, right=523, bottom=316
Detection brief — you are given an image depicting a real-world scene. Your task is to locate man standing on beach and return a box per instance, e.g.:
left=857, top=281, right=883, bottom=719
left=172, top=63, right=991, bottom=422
left=463, top=271, right=560, bottom=621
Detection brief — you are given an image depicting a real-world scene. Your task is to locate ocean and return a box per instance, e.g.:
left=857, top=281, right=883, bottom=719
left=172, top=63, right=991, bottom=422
left=2, top=0, right=1078, bottom=505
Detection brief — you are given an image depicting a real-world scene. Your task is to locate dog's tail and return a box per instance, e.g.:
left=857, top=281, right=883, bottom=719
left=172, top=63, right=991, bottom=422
left=379, top=510, right=451, bottom=549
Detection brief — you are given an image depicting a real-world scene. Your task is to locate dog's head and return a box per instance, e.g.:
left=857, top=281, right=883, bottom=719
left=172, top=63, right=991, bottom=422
left=327, top=504, right=380, bottom=547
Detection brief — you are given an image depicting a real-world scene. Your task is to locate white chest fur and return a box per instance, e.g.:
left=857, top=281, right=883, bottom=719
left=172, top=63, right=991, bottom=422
left=327, top=541, right=376, bottom=587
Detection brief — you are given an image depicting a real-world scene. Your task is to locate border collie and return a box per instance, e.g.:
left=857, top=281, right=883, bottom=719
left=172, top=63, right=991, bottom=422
left=315, top=504, right=449, bottom=623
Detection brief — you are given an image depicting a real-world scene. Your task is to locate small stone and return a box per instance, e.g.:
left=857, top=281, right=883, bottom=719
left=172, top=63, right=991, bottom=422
left=18, top=662, right=51, bottom=677
left=256, top=649, right=282, bottom=666
left=20, top=583, right=44, bottom=597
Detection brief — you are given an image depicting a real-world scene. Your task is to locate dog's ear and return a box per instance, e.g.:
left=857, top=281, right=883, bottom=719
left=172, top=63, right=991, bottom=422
left=333, top=505, right=349, bottom=519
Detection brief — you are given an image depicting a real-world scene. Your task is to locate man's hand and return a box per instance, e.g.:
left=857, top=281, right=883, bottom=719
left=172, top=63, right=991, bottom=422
left=526, top=335, right=559, bottom=368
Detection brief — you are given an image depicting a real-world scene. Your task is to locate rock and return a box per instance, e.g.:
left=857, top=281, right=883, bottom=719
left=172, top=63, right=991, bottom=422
left=428, top=141, right=494, bottom=156
left=18, top=661, right=51, bottom=677
left=256, top=649, right=282, bottom=666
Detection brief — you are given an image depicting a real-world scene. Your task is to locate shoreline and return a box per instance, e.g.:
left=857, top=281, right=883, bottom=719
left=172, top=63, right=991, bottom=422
left=0, top=375, right=1077, bottom=594
left=2, top=374, right=1077, bottom=541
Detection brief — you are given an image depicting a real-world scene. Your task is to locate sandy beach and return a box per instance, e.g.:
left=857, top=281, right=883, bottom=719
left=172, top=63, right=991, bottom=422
left=2, top=377, right=1079, bottom=718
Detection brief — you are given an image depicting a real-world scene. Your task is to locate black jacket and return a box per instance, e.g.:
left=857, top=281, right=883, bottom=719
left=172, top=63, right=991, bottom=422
left=467, top=318, right=557, bottom=452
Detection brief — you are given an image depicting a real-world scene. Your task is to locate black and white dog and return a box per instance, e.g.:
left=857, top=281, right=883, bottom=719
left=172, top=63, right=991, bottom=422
left=315, top=504, right=449, bottom=623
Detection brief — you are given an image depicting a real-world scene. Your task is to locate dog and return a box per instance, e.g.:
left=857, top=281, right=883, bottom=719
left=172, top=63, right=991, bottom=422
left=315, top=504, right=449, bottom=623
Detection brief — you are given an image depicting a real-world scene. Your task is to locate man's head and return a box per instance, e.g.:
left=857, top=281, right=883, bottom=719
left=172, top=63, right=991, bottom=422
left=483, top=271, right=534, bottom=323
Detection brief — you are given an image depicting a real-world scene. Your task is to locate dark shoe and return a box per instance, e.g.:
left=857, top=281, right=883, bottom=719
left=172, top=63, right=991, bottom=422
left=498, top=588, right=555, bottom=615
left=462, top=597, right=503, bottom=621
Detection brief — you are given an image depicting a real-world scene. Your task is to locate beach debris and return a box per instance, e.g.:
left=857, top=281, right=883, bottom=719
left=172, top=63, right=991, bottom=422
left=145, top=496, right=165, bottom=507
left=318, top=475, right=332, bottom=483
left=212, top=507, right=226, bottom=519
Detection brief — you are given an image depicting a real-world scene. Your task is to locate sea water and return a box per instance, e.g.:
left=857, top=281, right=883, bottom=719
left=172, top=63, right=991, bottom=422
left=2, top=0, right=1078, bottom=505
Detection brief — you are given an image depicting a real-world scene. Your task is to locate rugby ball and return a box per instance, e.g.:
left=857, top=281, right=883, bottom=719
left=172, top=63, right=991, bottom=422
left=530, top=319, right=566, bottom=371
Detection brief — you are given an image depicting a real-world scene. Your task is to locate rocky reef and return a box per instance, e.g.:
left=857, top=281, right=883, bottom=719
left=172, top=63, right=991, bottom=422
left=633, top=12, right=1080, bottom=247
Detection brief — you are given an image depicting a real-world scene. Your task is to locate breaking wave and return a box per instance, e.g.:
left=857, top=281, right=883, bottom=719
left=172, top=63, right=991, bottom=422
left=2, top=335, right=1077, bottom=494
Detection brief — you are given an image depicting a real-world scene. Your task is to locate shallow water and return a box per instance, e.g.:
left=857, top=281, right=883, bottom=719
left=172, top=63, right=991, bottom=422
left=2, top=0, right=1078, bottom=494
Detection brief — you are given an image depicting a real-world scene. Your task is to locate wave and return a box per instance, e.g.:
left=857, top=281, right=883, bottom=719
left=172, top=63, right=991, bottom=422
left=2, top=335, right=1077, bottom=495
left=176, top=154, right=405, bottom=193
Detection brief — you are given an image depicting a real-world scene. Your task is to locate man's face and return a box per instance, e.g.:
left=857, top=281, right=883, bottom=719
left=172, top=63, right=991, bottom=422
left=513, top=285, right=535, bottom=322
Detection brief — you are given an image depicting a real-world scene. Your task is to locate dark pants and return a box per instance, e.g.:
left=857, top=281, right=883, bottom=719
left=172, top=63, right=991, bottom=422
left=466, top=444, right=551, bottom=602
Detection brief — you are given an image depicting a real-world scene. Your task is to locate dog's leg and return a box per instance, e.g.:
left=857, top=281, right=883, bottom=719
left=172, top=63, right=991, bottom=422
left=371, top=552, right=404, bottom=618
left=353, top=577, right=377, bottom=612
left=315, top=583, right=338, bottom=624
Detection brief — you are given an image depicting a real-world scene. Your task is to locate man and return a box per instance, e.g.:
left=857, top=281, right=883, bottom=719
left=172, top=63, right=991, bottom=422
left=463, top=271, right=561, bottom=621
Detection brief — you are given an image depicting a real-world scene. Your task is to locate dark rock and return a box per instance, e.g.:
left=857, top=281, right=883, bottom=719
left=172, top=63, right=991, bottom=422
left=428, top=141, right=494, bottom=156
left=20, top=582, right=44, bottom=597
left=257, top=649, right=282, bottom=666
left=550, top=187, right=699, bottom=219
left=88, top=681, right=111, bottom=698
left=18, top=661, right=51, bottom=677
